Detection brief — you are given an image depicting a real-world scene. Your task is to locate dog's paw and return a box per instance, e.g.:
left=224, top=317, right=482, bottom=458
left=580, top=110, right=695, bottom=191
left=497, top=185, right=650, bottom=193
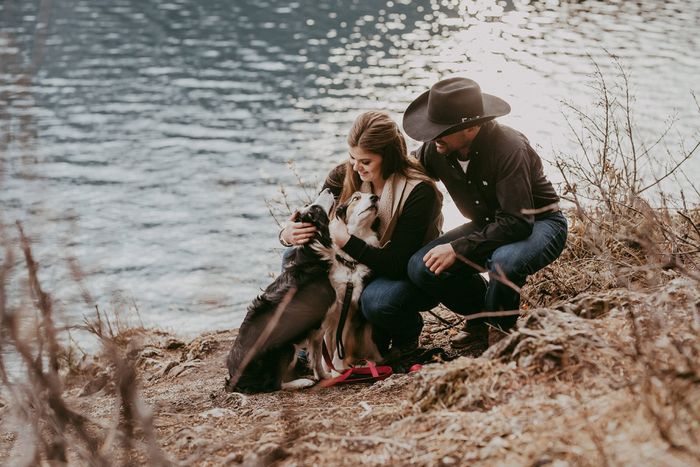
left=281, top=378, right=317, bottom=390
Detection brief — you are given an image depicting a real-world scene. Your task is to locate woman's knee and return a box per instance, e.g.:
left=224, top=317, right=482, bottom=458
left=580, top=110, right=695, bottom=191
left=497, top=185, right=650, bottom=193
left=359, top=287, right=423, bottom=341
left=361, top=288, right=401, bottom=319
left=360, top=279, right=417, bottom=320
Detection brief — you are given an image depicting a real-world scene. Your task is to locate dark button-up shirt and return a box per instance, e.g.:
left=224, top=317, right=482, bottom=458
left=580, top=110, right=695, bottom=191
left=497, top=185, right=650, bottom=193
left=414, top=120, right=560, bottom=265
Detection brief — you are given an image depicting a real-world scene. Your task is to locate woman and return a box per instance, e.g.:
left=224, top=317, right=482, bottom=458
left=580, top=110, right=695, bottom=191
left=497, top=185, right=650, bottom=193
left=280, top=111, right=443, bottom=355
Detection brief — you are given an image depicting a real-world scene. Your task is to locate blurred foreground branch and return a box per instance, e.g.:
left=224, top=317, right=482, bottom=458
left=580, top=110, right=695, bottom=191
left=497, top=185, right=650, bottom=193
left=0, top=222, right=170, bottom=466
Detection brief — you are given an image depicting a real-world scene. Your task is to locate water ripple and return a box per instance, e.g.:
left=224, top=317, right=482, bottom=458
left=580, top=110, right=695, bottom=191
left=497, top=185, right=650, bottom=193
left=1, top=0, right=698, bottom=339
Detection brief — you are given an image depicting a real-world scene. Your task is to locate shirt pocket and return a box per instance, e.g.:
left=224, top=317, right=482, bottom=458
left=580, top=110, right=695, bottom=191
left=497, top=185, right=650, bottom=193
left=479, top=179, right=497, bottom=208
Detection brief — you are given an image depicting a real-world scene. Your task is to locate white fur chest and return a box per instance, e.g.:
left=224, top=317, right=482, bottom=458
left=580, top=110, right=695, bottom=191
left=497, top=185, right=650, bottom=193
left=328, top=218, right=379, bottom=301
left=329, top=256, right=371, bottom=303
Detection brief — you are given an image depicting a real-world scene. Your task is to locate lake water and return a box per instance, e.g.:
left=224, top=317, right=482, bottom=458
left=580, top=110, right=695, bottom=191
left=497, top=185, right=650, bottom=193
left=1, top=0, right=699, bottom=341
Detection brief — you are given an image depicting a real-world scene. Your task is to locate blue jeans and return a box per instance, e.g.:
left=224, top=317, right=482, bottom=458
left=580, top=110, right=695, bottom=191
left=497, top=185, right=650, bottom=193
left=360, top=277, right=437, bottom=349
left=281, top=248, right=434, bottom=348
left=408, top=211, right=568, bottom=329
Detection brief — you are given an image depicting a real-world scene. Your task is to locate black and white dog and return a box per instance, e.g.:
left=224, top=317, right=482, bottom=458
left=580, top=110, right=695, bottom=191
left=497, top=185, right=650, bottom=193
left=225, top=189, right=335, bottom=393
left=310, top=192, right=383, bottom=378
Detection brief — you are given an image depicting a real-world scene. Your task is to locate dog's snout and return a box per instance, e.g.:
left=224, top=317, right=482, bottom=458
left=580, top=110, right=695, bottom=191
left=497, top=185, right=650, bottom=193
left=370, top=194, right=379, bottom=203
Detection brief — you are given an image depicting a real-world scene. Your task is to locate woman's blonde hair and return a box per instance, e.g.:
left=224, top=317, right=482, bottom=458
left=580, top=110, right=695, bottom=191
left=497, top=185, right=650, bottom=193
left=340, top=111, right=437, bottom=203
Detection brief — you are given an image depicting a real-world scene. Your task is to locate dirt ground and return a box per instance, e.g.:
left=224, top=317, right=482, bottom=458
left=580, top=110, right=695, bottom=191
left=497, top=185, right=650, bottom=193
left=3, top=278, right=699, bottom=466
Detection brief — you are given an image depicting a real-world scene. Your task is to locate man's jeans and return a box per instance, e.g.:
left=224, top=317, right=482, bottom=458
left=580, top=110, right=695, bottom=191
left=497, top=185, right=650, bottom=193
left=408, top=211, right=568, bottom=329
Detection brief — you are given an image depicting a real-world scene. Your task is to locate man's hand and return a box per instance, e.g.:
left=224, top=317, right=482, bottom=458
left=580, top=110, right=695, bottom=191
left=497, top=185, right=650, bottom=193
left=281, top=213, right=317, bottom=246
left=330, top=220, right=350, bottom=247
left=423, top=243, right=457, bottom=275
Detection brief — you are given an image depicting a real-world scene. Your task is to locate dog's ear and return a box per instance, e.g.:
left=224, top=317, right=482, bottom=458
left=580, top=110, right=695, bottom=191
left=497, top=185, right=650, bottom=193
left=371, top=217, right=381, bottom=233
left=291, top=210, right=301, bottom=222
left=335, top=203, right=348, bottom=223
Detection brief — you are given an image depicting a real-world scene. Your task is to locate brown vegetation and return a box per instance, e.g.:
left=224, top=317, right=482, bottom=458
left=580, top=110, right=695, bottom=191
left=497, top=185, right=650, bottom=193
left=1, top=60, right=699, bottom=465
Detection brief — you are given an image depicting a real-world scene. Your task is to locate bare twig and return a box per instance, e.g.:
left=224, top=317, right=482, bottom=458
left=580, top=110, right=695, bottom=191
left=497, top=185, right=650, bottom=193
left=638, top=140, right=699, bottom=194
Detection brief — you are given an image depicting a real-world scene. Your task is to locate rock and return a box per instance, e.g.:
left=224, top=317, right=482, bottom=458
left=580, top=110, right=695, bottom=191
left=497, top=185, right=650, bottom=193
left=358, top=401, right=372, bottom=419
left=125, top=335, right=146, bottom=357
left=531, top=456, right=553, bottom=466
left=223, top=392, right=249, bottom=409
left=241, top=442, right=289, bottom=467
left=173, top=427, right=209, bottom=450
left=223, top=452, right=244, bottom=464
left=183, top=337, right=218, bottom=361
left=160, top=360, right=180, bottom=377
left=199, top=408, right=234, bottom=418
left=480, top=436, right=509, bottom=458
left=255, top=443, right=288, bottom=464
left=165, top=338, right=185, bottom=350
left=139, top=347, right=164, bottom=359
left=365, top=373, right=412, bottom=393
left=140, top=356, right=163, bottom=371
left=170, top=360, right=203, bottom=378
left=79, top=372, right=110, bottom=397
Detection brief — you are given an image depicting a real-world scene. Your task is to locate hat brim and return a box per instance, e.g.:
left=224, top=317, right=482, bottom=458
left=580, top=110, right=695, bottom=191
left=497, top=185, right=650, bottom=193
left=402, top=90, right=511, bottom=142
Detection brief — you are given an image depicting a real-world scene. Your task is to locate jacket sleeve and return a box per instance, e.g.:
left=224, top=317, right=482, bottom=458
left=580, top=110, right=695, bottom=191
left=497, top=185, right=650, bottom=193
left=341, top=182, right=437, bottom=279
left=450, top=147, right=535, bottom=264
left=412, top=144, right=439, bottom=180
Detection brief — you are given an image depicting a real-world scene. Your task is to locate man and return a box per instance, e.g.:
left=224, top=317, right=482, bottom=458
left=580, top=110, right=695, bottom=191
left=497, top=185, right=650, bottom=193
left=404, top=77, right=568, bottom=354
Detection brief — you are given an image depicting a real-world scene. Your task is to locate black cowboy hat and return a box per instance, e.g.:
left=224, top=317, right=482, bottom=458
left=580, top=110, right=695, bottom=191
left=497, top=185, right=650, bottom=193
left=403, top=77, right=511, bottom=142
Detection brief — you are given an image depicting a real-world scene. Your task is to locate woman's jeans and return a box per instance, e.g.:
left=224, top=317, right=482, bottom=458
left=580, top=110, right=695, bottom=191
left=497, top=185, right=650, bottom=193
left=359, top=276, right=438, bottom=349
left=408, top=211, right=568, bottom=329
left=281, top=248, right=435, bottom=349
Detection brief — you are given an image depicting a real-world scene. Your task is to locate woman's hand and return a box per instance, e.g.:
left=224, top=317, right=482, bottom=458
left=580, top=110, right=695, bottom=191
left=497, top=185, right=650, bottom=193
left=330, top=221, right=350, bottom=247
left=280, top=214, right=317, bottom=246
left=423, top=243, right=456, bottom=275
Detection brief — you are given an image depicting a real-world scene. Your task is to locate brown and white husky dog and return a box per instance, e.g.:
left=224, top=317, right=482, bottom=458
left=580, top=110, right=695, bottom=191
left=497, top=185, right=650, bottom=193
left=309, top=191, right=383, bottom=379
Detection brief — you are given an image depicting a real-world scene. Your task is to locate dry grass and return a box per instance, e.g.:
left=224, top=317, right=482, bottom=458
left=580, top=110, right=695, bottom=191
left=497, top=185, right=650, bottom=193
left=1, top=231, right=699, bottom=465
left=0, top=222, right=171, bottom=466
left=1, top=57, right=699, bottom=465
left=403, top=276, right=700, bottom=466
left=526, top=57, right=699, bottom=308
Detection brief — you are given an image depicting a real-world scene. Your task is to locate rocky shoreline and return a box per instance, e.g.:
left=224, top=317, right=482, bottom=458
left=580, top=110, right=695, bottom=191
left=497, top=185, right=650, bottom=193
left=2, top=276, right=698, bottom=466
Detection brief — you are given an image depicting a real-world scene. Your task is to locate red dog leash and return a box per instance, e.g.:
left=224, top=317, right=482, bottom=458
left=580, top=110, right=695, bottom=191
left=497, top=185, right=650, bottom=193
left=320, top=336, right=392, bottom=387
left=334, top=280, right=354, bottom=360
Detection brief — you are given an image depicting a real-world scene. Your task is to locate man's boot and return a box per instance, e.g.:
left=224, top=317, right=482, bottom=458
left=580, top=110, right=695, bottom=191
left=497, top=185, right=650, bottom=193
left=450, top=320, right=489, bottom=356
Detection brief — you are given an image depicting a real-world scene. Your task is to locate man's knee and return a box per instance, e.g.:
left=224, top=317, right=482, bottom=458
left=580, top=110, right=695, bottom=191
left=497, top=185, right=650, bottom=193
left=488, top=246, right=526, bottom=280
left=408, top=250, right=432, bottom=286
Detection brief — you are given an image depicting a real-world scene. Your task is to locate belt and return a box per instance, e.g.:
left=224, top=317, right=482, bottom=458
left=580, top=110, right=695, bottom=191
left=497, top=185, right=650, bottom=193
left=522, top=202, right=561, bottom=217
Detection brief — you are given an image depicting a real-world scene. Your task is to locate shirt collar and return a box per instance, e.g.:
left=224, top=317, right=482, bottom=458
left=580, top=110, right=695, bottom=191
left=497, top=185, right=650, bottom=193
left=445, top=120, right=496, bottom=163
left=469, top=119, right=496, bottom=157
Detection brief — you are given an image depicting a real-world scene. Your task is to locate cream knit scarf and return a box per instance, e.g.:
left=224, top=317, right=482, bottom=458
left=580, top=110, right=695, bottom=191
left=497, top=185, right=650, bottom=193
left=361, top=174, right=419, bottom=246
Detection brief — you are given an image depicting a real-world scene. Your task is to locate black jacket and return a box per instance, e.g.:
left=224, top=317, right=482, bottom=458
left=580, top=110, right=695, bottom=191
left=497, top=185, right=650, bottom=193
left=414, top=120, right=560, bottom=265
left=322, top=164, right=438, bottom=279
